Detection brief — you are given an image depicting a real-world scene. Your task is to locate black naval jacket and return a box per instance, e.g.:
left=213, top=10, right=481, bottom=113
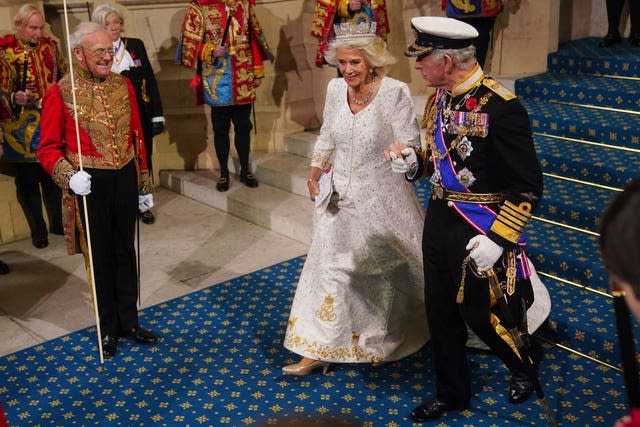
left=412, top=65, right=543, bottom=249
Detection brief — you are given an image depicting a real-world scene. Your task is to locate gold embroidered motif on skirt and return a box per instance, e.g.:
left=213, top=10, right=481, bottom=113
left=316, top=295, right=337, bottom=322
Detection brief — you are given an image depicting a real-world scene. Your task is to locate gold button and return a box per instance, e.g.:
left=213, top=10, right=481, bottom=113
left=447, top=201, right=453, bottom=207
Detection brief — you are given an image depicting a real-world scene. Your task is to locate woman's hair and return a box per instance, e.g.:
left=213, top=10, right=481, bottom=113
left=91, top=3, right=124, bottom=28
left=14, top=4, right=42, bottom=29
left=430, top=45, right=477, bottom=71
left=324, top=36, right=397, bottom=76
left=599, top=175, right=640, bottom=298
left=69, top=21, right=106, bottom=49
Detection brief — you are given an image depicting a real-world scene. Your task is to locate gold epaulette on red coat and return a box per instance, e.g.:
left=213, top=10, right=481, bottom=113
left=490, top=200, right=533, bottom=244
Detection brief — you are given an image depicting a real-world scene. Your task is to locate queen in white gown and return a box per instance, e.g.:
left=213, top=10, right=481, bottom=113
left=282, top=25, right=429, bottom=375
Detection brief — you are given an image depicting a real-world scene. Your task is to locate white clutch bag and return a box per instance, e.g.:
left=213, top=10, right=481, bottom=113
left=315, top=167, right=333, bottom=208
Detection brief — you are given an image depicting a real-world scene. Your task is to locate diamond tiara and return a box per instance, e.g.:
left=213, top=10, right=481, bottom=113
left=333, top=21, right=377, bottom=41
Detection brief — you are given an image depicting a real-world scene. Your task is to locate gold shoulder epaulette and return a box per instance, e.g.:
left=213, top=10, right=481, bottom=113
left=482, top=78, right=516, bottom=101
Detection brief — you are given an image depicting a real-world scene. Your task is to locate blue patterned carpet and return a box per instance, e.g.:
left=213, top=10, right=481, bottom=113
left=0, top=257, right=628, bottom=426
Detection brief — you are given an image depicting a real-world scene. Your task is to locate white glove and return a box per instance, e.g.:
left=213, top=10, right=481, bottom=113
left=389, top=147, right=418, bottom=175
left=138, top=194, right=154, bottom=212
left=466, top=235, right=504, bottom=272
left=69, top=170, right=91, bottom=196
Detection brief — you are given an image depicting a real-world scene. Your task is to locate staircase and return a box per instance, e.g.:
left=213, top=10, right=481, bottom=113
left=160, top=37, right=640, bottom=372
left=515, top=37, right=640, bottom=368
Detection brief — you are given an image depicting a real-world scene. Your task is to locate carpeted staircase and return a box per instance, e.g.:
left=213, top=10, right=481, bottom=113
left=513, top=38, right=640, bottom=371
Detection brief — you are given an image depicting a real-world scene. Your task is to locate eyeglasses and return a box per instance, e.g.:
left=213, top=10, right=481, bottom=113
left=80, top=46, right=115, bottom=57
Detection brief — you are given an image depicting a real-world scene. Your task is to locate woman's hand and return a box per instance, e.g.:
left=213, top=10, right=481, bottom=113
left=384, top=142, right=406, bottom=162
left=307, top=179, right=319, bottom=201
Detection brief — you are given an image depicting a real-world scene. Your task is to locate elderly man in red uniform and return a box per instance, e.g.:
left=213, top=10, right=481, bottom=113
left=37, top=22, right=157, bottom=359
left=0, top=4, right=65, bottom=248
left=177, top=0, right=273, bottom=192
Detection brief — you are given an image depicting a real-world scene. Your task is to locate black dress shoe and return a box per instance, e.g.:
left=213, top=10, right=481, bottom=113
left=630, top=34, right=640, bottom=47
left=509, top=371, right=535, bottom=404
left=599, top=33, right=621, bottom=47
left=139, top=210, right=155, bottom=224
left=0, top=260, right=8, bottom=275
left=216, top=176, right=229, bottom=192
left=239, top=172, right=258, bottom=188
left=32, top=237, right=49, bottom=249
left=102, top=335, right=118, bottom=358
left=409, top=397, right=468, bottom=422
left=123, top=326, right=158, bottom=344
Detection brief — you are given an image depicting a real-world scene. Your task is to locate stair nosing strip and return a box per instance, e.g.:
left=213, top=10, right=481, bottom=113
left=534, top=132, right=640, bottom=154
left=533, top=215, right=598, bottom=236
left=549, top=99, right=640, bottom=115
left=554, top=70, right=640, bottom=82
left=542, top=172, right=623, bottom=192
left=534, top=335, right=622, bottom=373
left=537, top=271, right=611, bottom=298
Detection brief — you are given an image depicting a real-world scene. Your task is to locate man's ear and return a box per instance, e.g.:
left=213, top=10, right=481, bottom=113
left=443, top=54, right=454, bottom=75
left=72, top=46, right=83, bottom=63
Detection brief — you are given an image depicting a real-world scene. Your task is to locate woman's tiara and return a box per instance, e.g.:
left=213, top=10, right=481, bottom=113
left=333, top=22, right=377, bottom=41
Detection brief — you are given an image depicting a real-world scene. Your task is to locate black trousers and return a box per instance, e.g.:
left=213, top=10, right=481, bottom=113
left=606, top=0, right=640, bottom=36
left=15, top=162, right=63, bottom=239
left=77, top=161, right=139, bottom=337
left=422, top=198, right=532, bottom=405
left=210, top=103, right=253, bottom=176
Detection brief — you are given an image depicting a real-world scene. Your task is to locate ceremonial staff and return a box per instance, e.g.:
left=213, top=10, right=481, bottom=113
left=61, top=0, right=104, bottom=364
left=611, top=278, right=640, bottom=426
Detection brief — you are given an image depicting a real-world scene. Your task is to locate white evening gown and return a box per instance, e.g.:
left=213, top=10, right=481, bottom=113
left=283, top=77, right=429, bottom=364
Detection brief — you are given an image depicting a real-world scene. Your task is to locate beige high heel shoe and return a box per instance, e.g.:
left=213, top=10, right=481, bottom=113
left=282, top=359, right=331, bottom=376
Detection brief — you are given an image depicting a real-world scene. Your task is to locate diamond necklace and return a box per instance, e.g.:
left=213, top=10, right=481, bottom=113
left=349, top=75, right=376, bottom=106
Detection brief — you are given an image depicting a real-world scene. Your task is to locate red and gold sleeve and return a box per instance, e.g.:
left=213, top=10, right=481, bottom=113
left=178, top=1, right=206, bottom=69
left=37, top=84, right=75, bottom=191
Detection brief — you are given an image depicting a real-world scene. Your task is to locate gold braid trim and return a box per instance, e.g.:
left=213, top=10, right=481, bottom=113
left=490, top=200, right=533, bottom=244
left=52, top=158, right=76, bottom=192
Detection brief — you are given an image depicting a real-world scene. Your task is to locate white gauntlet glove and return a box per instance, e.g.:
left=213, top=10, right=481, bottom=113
left=466, top=235, right=504, bottom=272
left=138, top=194, right=154, bottom=212
left=69, top=170, right=91, bottom=196
left=389, top=147, right=418, bottom=175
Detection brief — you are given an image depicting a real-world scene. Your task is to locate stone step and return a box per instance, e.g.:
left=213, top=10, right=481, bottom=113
left=156, top=130, right=327, bottom=246
left=283, top=130, right=318, bottom=159
left=159, top=169, right=312, bottom=246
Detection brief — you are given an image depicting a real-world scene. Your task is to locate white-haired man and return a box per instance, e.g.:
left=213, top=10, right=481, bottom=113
left=387, top=16, right=543, bottom=422
left=37, top=22, right=157, bottom=359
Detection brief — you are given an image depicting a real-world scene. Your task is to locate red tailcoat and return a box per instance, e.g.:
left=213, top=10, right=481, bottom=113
left=38, top=70, right=149, bottom=254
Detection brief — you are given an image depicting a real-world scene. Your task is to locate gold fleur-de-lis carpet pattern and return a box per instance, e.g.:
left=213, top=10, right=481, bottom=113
left=0, top=257, right=630, bottom=426
left=2, top=37, right=640, bottom=426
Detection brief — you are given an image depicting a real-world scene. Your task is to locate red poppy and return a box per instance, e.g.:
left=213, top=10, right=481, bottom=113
left=465, top=97, right=478, bottom=110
